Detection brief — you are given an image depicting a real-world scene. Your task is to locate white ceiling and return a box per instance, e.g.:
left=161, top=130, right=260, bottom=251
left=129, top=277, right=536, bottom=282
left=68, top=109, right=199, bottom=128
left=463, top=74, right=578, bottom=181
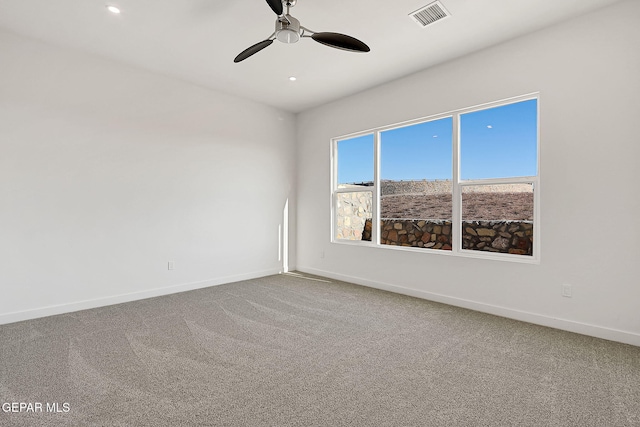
left=0, top=0, right=624, bottom=113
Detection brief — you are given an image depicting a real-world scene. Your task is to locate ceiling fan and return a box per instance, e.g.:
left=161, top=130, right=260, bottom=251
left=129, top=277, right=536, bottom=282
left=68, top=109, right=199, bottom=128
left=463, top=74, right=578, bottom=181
left=234, top=0, right=370, bottom=63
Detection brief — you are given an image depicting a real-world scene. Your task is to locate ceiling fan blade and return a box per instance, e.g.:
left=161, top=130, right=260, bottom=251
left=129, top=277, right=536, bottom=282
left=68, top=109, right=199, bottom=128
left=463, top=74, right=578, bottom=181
left=234, top=39, right=274, bottom=63
left=311, top=32, right=370, bottom=53
left=266, top=0, right=283, bottom=16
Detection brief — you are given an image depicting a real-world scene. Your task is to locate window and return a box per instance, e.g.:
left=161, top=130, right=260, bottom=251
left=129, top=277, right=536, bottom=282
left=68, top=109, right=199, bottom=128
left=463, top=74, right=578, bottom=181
left=332, top=95, right=539, bottom=262
left=334, top=134, right=374, bottom=241
left=379, top=117, right=453, bottom=250
left=459, top=99, right=537, bottom=256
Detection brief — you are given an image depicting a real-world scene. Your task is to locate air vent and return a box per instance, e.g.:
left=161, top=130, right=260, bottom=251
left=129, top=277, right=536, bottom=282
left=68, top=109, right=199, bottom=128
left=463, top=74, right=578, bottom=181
left=409, top=1, right=450, bottom=28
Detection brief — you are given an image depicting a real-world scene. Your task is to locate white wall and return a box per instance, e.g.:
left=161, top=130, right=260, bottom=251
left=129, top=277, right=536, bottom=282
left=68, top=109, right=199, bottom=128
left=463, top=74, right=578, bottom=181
left=296, top=0, right=640, bottom=346
left=0, top=30, right=296, bottom=323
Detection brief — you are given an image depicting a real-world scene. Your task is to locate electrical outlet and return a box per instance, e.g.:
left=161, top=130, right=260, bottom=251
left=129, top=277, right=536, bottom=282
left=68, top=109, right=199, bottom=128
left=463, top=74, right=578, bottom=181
left=168, top=261, right=175, bottom=271
left=561, top=284, right=572, bottom=298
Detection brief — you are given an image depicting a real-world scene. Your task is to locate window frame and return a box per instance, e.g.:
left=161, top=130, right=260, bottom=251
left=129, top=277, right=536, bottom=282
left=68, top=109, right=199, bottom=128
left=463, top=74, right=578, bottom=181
left=331, top=132, right=378, bottom=244
left=331, top=93, right=540, bottom=263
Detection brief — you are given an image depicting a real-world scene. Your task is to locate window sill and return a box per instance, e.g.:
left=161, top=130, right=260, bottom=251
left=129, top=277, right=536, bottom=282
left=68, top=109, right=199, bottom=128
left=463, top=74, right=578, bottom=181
left=331, top=239, right=539, bottom=264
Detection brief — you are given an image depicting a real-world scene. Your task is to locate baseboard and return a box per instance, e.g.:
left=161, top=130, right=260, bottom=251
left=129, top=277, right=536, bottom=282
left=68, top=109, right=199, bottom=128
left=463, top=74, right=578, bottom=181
left=0, top=268, right=281, bottom=326
left=297, top=266, right=640, bottom=347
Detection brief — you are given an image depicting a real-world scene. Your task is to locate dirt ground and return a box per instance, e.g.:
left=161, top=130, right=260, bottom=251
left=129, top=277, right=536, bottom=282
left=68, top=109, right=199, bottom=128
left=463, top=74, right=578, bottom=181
left=381, top=192, right=533, bottom=221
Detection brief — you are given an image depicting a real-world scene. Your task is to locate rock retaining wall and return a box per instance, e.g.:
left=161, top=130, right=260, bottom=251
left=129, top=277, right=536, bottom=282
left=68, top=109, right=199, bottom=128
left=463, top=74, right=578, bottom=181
left=335, top=191, right=372, bottom=240
left=362, top=219, right=533, bottom=255
left=363, top=219, right=453, bottom=250
left=462, top=220, right=533, bottom=255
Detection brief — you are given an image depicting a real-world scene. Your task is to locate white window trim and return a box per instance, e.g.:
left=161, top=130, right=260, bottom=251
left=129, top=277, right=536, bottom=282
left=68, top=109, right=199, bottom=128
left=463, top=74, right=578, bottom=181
left=331, top=93, right=540, bottom=264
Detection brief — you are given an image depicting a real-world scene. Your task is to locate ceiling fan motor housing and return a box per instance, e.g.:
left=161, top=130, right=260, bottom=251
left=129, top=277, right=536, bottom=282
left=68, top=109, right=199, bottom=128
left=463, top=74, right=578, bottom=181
left=276, top=15, right=301, bottom=43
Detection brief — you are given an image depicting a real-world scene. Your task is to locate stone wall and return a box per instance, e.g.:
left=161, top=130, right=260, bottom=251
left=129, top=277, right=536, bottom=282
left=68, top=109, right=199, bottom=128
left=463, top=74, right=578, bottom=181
left=462, top=221, right=533, bottom=255
left=335, top=191, right=372, bottom=240
left=362, top=218, right=533, bottom=255
left=363, top=219, right=452, bottom=250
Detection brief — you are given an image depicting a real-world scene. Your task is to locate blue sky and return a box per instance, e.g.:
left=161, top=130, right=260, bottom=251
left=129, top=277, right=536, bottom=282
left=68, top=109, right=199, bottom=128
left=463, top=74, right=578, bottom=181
left=337, top=99, right=537, bottom=184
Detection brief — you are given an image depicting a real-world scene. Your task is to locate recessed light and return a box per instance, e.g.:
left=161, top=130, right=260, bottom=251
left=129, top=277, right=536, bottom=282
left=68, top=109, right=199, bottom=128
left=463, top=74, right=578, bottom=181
left=288, top=76, right=297, bottom=82
left=487, top=125, right=493, bottom=129
left=106, top=5, right=121, bottom=14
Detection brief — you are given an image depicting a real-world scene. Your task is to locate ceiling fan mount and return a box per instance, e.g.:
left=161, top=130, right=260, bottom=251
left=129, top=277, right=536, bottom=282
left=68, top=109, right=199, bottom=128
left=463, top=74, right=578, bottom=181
left=234, top=0, right=370, bottom=63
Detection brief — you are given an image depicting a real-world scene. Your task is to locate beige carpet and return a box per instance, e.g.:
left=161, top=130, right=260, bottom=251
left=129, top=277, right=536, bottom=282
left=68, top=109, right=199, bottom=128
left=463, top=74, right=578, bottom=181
left=1, top=272, right=638, bottom=426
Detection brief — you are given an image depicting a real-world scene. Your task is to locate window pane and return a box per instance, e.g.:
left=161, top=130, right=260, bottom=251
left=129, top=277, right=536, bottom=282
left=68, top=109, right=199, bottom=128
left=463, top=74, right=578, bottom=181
left=379, top=118, right=453, bottom=250
left=337, top=134, right=374, bottom=188
left=335, top=191, right=372, bottom=241
left=461, top=183, right=534, bottom=255
left=460, top=99, right=537, bottom=180
left=380, top=118, right=452, bottom=181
